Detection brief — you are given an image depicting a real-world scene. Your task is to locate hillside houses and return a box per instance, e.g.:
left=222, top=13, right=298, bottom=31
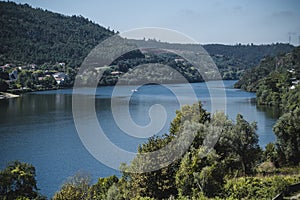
left=288, top=68, right=300, bottom=90
left=0, top=62, right=72, bottom=93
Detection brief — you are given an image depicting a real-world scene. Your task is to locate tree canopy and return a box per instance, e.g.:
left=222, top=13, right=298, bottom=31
left=0, top=161, right=45, bottom=200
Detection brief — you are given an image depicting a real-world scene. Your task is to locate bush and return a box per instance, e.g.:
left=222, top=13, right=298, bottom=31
left=256, top=161, right=276, bottom=174
left=223, top=175, right=300, bottom=199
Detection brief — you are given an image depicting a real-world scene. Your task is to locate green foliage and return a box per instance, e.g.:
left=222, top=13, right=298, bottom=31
left=223, top=175, right=300, bottom=200
left=262, top=143, right=277, bottom=163
left=134, top=40, right=294, bottom=81
left=256, top=161, right=276, bottom=174
left=11, top=69, right=60, bottom=90
left=175, top=148, right=225, bottom=198
left=232, top=114, right=261, bottom=174
left=204, top=43, right=294, bottom=70
left=89, top=175, right=119, bottom=200
left=0, top=161, right=45, bottom=200
left=105, top=183, right=123, bottom=200
left=53, top=173, right=91, bottom=200
left=0, top=1, right=114, bottom=67
left=235, top=46, right=299, bottom=92
left=175, top=112, right=261, bottom=198
left=235, top=46, right=300, bottom=169
left=119, top=104, right=263, bottom=199
left=121, top=102, right=210, bottom=199
left=235, top=56, right=278, bottom=92
left=256, top=71, right=290, bottom=106
left=282, top=84, right=300, bottom=112
left=273, top=107, right=300, bottom=166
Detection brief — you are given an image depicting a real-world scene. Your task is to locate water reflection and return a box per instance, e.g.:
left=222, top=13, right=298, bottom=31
left=256, top=104, right=282, bottom=119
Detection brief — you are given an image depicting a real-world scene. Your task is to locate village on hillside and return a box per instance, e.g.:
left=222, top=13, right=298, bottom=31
left=0, top=62, right=76, bottom=96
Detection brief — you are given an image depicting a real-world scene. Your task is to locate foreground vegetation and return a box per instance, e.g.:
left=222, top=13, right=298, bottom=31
left=1, top=102, right=300, bottom=199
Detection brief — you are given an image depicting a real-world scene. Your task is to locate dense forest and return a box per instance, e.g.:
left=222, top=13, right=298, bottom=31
left=235, top=46, right=300, bottom=109
left=0, top=1, right=114, bottom=67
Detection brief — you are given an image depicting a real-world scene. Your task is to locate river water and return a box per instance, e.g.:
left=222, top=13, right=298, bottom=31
left=0, top=80, right=279, bottom=197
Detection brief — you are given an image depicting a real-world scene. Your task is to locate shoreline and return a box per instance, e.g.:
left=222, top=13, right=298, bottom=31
left=0, top=92, right=20, bottom=99
left=0, top=79, right=241, bottom=98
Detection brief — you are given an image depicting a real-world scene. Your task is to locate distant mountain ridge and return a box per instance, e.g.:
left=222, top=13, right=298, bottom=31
left=203, top=43, right=294, bottom=67
left=131, top=39, right=295, bottom=79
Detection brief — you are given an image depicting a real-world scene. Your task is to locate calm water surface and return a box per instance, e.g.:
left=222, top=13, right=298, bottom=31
left=0, top=80, right=279, bottom=197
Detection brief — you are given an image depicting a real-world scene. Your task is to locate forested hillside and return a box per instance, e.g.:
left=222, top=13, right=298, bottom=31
left=132, top=40, right=294, bottom=80
left=235, top=47, right=300, bottom=168
left=205, top=43, right=294, bottom=79
left=0, top=1, right=114, bottom=67
left=204, top=43, right=294, bottom=68
left=235, top=46, right=300, bottom=98
left=0, top=1, right=294, bottom=77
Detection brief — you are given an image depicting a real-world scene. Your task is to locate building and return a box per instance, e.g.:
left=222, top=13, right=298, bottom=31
left=52, top=72, right=67, bottom=84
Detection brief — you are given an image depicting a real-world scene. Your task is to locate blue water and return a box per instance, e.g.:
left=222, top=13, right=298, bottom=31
left=0, top=80, right=278, bottom=197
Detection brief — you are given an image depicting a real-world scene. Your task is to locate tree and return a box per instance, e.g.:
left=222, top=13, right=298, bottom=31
left=106, top=183, right=123, bottom=200
left=175, top=112, right=234, bottom=198
left=121, top=102, right=210, bottom=199
left=273, top=107, right=300, bottom=166
left=175, top=148, right=225, bottom=198
left=281, top=84, right=300, bottom=112
left=231, top=114, right=261, bottom=175
left=0, top=161, right=45, bottom=199
left=262, top=143, right=277, bottom=163
left=89, top=175, right=119, bottom=200
left=17, top=70, right=33, bottom=88
left=53, top=173, right=91, bottom=200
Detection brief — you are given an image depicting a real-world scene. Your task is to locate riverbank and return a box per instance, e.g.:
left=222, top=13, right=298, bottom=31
left=0, top=92, right=20, bottom=99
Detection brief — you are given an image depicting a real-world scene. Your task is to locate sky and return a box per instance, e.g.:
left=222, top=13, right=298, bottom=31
left=8, top=0, right=300, bottom=45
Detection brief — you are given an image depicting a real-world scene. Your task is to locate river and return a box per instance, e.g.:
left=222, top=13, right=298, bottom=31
left=0, top=80, right=280, bottom=197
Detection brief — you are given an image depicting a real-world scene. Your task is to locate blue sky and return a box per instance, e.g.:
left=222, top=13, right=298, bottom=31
left=9, top=0, right=300, bottom=45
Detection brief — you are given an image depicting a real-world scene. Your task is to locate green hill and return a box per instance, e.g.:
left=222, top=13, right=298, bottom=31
left=235, top=46, right=300, bottom=111
left=0, top=1, right=295, bottom=86
left=0, top=1, right=114, bottom=67
left=132, top=40, right=294, bottom=80
left=204, top=43, right=294, bottom=68
left=235, top=46, right=300, bottom=91
left=204, top=43, right=294, bottom=79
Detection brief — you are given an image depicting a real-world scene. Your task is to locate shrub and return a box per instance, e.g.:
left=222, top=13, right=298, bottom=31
left=223, top=175, right=300, bottom=199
